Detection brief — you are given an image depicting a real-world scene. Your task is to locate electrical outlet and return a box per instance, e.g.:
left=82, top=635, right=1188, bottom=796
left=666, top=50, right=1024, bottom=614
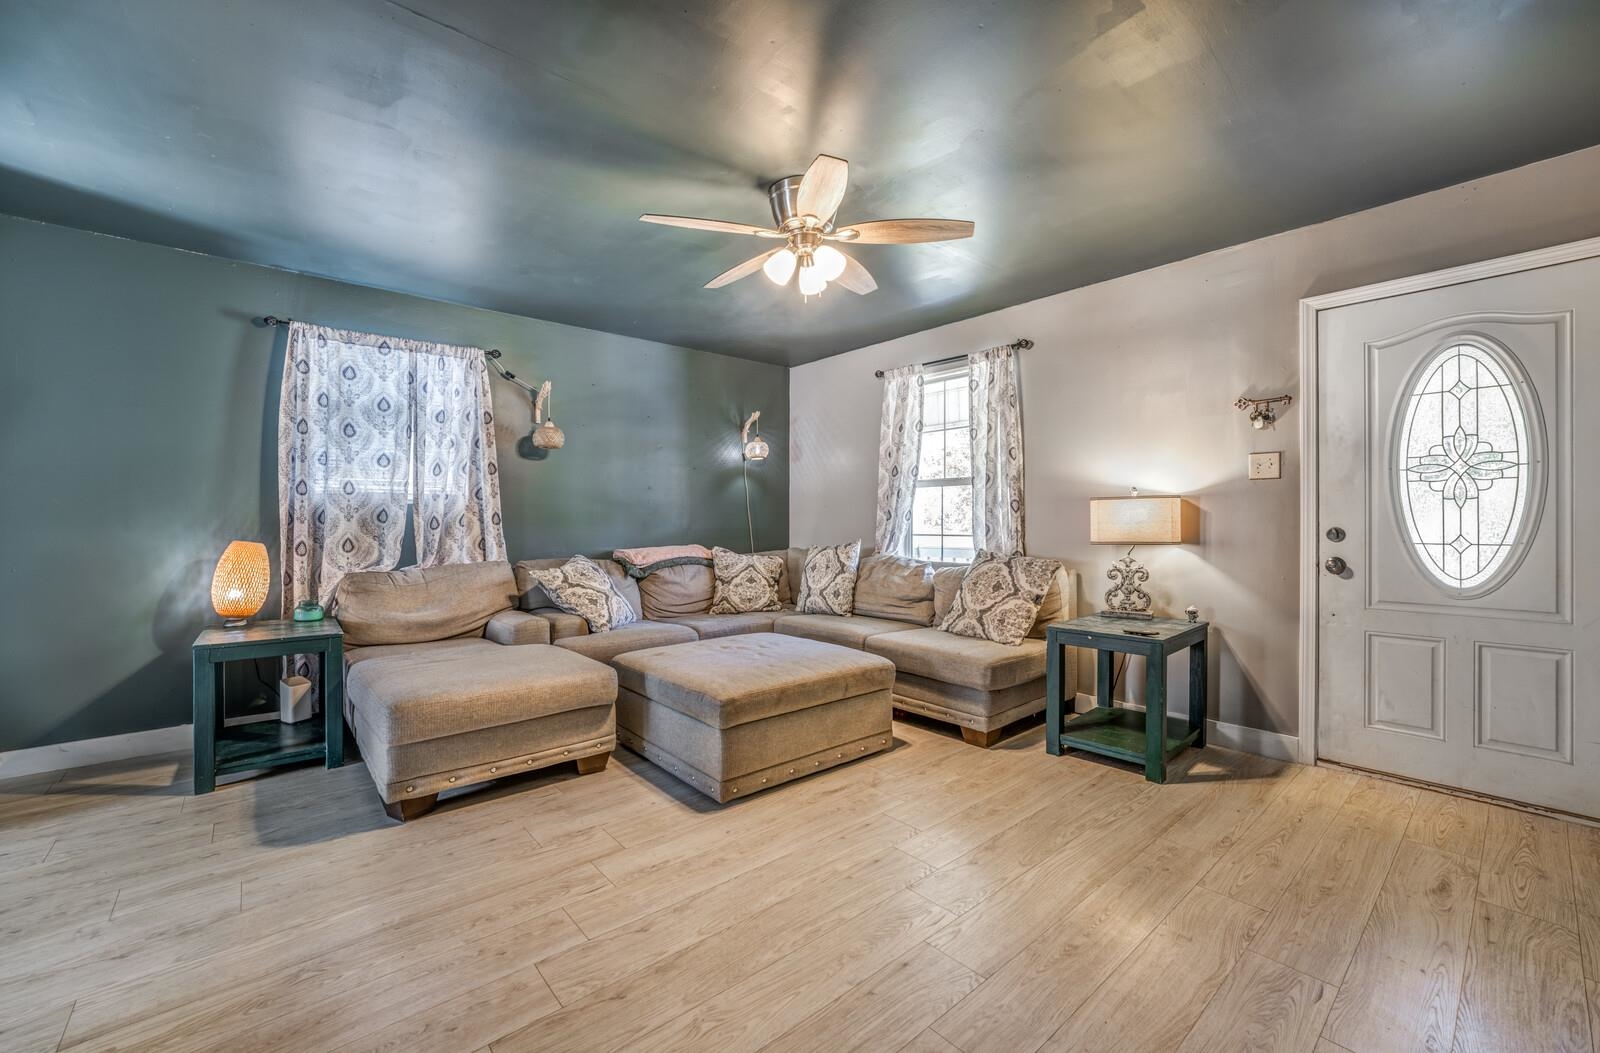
left=1248, top=451, right=1281, bottom=480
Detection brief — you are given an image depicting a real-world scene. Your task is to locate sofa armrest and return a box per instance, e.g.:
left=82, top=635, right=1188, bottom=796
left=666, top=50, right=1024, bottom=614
left=525, top=609, right=590, bottom=641
left=484, top=610, right=552, bottom=646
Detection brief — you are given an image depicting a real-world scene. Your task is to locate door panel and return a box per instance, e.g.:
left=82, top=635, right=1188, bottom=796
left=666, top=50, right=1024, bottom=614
left=1316, top=255, right=1597, bottom=817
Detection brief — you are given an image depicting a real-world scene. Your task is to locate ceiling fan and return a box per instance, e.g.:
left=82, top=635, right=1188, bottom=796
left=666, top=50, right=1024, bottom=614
left=639, top=154, right=974, bottom=298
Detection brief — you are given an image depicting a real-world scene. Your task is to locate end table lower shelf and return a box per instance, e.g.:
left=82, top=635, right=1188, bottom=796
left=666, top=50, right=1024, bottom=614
left=1057, top=706, right=1203, bottom=767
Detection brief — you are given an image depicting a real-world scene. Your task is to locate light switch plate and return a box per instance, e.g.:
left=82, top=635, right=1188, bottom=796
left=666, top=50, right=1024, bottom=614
left=1248, top=451, right=1281, bottom=480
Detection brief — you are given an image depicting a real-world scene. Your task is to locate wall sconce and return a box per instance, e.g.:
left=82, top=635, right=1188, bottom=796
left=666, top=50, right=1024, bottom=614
left=486, top=349, right=563, bottom=450
left=741, top=411, right=769, bottom=461
left=532, top=380, right=565, bottom=449
left=1235, top=394, right=1293, bottom=430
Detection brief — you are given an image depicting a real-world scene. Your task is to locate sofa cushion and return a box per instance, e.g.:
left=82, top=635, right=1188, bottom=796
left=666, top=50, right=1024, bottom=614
left=1030, top=564, right=1073, bottom=638
left=853, top=553, right=936, bottom=625
left=345, top=640, right=616, bottom=746
left=709, top=547, right=783, bottom=614
left=664, top=611, right=783, bottom=638
left=515, top=557, right=642, bottom=617
left=552, top=620, right=698, bottom=663
left=932, top=565, right=966, bottom=624
left=483, top=609, right=552, bottom=646
left=775, top=613, right=921, bottom=649
left=795, top=541, right=862, bottom=615
left=636, top=562, right=715, bottom=619
left=334, top=561, right=517, bottom=647
left=612, top=633, right=894, bottom=729
left=527, top=555, right=640, bottom=632
left=938, top=551, right=1060, bottom=646
left=864, top=627, right=1047, bottom=692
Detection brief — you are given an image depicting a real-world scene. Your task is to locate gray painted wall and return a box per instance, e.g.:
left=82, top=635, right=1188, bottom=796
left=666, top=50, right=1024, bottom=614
left=0, top=215, right=787, bottom=750
left=790, top=145, right=1600, bottom=739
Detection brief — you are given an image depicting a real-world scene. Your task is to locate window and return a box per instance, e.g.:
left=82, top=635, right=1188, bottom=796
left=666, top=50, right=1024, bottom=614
left=912, top=367, right=976, bottom=563
left=1395, top=340, right=1539, bottom=593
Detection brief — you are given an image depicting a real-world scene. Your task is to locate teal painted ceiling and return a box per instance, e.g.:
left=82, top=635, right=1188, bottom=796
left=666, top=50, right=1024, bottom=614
left=3, top=0, right=1600, bottom=365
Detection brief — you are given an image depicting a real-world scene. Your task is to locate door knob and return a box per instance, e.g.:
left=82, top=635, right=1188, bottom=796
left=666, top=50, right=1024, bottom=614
left=1324, top=556, right=1348, bottom=575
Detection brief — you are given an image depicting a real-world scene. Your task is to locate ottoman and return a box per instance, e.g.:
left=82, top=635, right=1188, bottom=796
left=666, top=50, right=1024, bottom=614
left=345, top=639, right=618, bottom=820
left=611, top=633, right=895, bottom=803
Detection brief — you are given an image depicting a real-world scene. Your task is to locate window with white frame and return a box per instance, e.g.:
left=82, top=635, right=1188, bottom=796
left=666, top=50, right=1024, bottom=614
left=912, top=367, right=975, bottom=563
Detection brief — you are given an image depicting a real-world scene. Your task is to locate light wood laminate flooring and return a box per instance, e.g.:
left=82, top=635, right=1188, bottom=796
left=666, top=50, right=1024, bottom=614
left=1, top=718, right=1596, bottom=1053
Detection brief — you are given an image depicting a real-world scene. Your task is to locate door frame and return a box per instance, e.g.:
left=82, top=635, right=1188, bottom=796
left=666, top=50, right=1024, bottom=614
left=1296, top=235, right=1600, bottom=765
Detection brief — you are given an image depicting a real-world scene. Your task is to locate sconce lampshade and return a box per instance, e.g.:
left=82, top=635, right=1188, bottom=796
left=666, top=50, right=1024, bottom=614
left=532, top=419, right=566, bottom=449
left=743, top=436, right=769, bottom=461
left=1089, top=496, right=1198, bottom=545
left=211, top=540, right=270, bottom=625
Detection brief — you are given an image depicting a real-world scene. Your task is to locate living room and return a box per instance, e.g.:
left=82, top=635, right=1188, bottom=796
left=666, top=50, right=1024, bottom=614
left=4, top=3, right=1600, bottom=1051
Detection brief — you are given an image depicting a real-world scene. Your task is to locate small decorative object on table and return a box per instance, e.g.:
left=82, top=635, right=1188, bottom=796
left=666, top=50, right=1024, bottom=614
left=1088, top=489, right=1198, bottom=619
left=1185, top=605, right=1199, bottom=623
left=1044, top=612, right=1209, bottom=783
left=192, top=619, right=344, bottom=794
left=292, top=599, right=325, bottom=622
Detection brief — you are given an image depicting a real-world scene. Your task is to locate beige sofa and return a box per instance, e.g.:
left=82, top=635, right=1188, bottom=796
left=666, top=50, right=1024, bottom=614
left=335, top=561, right=618, bottom=820
left=515, top=550, right=1077, bottom=748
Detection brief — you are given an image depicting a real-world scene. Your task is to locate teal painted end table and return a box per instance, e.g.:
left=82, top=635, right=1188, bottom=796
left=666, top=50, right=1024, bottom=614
left=1045, top=613, right=1208, bottom=783
left=191, top=618, right=344, bottom=794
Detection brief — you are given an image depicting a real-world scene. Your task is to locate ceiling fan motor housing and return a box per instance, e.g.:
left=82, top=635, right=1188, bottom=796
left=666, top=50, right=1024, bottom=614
left=768, top=175, right=833, bottom=232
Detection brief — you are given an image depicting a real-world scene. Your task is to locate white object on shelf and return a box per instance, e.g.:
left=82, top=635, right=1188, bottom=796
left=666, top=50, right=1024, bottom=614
left=279, top=676, right=314, bottom=724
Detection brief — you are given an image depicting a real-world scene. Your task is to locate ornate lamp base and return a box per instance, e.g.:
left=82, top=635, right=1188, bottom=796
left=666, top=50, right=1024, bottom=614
left=1103, top=550, right=1156, bottom=620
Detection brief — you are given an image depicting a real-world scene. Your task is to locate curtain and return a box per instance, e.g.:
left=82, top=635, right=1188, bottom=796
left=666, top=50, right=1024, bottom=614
left=278, top=322, right=507, bottom=620
left=969, top=344, right=1025, bottom=554
left=412, top=345, right=506, bottom=568
left=874, top=364, right=924, bottom=556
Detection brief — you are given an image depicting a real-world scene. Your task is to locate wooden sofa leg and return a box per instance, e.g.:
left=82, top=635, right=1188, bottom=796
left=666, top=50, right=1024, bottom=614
left=575, top=751, right=610, bottom=775
left=961, top=726, right=1003, bottom=748
left=384, top=793, right=438, bottom=822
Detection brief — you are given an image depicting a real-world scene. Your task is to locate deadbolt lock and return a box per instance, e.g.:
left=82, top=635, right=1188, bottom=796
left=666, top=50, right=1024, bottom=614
left=1325, top=526, right=1346, bottom=542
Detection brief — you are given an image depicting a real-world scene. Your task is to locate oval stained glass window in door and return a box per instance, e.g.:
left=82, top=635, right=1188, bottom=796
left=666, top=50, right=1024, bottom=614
left=1395, top=341, right=1538, bottom=592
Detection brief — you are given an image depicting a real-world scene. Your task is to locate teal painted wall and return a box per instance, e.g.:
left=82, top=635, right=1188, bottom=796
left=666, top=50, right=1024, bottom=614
left=0, top=214, right=788, bottom=750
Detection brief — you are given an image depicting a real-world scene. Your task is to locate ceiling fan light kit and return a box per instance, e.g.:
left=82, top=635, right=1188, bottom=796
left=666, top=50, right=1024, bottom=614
left=641, top=154, right=974, bottom=299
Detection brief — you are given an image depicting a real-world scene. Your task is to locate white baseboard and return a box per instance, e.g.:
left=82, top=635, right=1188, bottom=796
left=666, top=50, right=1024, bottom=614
left=0, top=724, right=192, bottom=779
left=1070, top=692, right=1300, bottom=763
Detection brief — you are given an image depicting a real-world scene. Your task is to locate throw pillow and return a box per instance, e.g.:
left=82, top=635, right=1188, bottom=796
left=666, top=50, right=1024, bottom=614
left=795, top=541, right=863, bottom=616
left=709, top=547, right=784, bottom=614
left=528, top=555, right=639, bottom=633
left=938, top=550, right=1062, bottom=646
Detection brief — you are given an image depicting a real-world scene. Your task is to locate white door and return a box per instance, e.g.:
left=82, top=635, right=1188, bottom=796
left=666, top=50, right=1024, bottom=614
left=1315, top=253, right=1598, bottom=817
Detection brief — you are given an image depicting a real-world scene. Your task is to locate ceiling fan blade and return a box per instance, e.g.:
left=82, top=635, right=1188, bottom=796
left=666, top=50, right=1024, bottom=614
left=640, top=214, right=782, bottom=238
left=705, top=249, right=782, bottom=289
left=831, top=219, right=975, bottom=244
left=795, top=154, right=849, bottom=223
left=833, top=252, right=877, bottom=295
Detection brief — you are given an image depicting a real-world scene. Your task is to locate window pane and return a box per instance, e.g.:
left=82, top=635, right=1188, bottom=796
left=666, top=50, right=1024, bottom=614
left=946, top=383, right=968, bottom=427
left=913, top=487, right=943, bottom=533
left=918, top=429, right=946, bottom=480
left=922, top=381, right=945, bottom=427
left=944, top=484, right=973, bottom=535
left=945, top=436, right=971, bottom=480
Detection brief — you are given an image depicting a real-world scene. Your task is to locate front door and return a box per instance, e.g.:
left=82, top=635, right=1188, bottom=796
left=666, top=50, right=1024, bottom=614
left=1315, top=253, right=1598, bottom=817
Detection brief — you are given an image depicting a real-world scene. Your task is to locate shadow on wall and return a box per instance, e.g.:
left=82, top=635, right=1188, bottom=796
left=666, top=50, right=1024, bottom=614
left=1214, top=629, right=1279, bottom=735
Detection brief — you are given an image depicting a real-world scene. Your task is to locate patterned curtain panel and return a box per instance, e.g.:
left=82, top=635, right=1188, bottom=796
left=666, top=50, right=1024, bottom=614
left=412, top=344, right=507, bottom=568
left=278, top=323, right=507, bottom=618
left=874, top=364, right=924, bottom=556
left=968, top=344, right=1026, bottom=554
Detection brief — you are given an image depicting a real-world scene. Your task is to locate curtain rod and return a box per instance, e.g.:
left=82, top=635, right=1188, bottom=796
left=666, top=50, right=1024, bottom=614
left=873, top=337, right=1032, bottom=378
left=259, top=316, right=536, bottom=394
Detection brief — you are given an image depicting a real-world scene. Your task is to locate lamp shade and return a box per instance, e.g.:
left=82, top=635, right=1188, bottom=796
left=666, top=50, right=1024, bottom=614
left=1089, top=496, right=1197, bottom=545
left=211, top=540, right=270, bottom=623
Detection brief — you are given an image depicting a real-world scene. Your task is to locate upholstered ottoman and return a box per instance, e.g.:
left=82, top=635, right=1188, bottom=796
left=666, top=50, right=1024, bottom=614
left=610, top=633, right=895, bottom=803
left=345, top=639, right=617, bottom=819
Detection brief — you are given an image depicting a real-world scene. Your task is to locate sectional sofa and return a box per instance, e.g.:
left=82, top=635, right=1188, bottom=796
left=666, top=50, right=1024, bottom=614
left=335, top=549, right=1077, bottom=817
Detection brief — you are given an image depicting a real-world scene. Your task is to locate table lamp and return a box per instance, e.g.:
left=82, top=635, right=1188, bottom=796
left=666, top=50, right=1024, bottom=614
left=1089, top=489, right=1197, bottom=619
left=211, top=540, right=270, bottom=627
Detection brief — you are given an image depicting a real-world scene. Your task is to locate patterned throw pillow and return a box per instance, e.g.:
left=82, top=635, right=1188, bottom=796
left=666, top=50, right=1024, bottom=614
left=529, top=555, right=639, bottom=632
left=795, top=541, right=863, bottom=616
left=709, top=547, right=784, bottom=614
left=938, top=551, right=1062, bottom=646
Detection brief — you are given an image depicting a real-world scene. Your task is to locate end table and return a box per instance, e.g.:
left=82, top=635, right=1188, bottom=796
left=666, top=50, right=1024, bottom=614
left=192, top=618, right=345, bottom=794
left=1045, top=613, right=1208, bottom=783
